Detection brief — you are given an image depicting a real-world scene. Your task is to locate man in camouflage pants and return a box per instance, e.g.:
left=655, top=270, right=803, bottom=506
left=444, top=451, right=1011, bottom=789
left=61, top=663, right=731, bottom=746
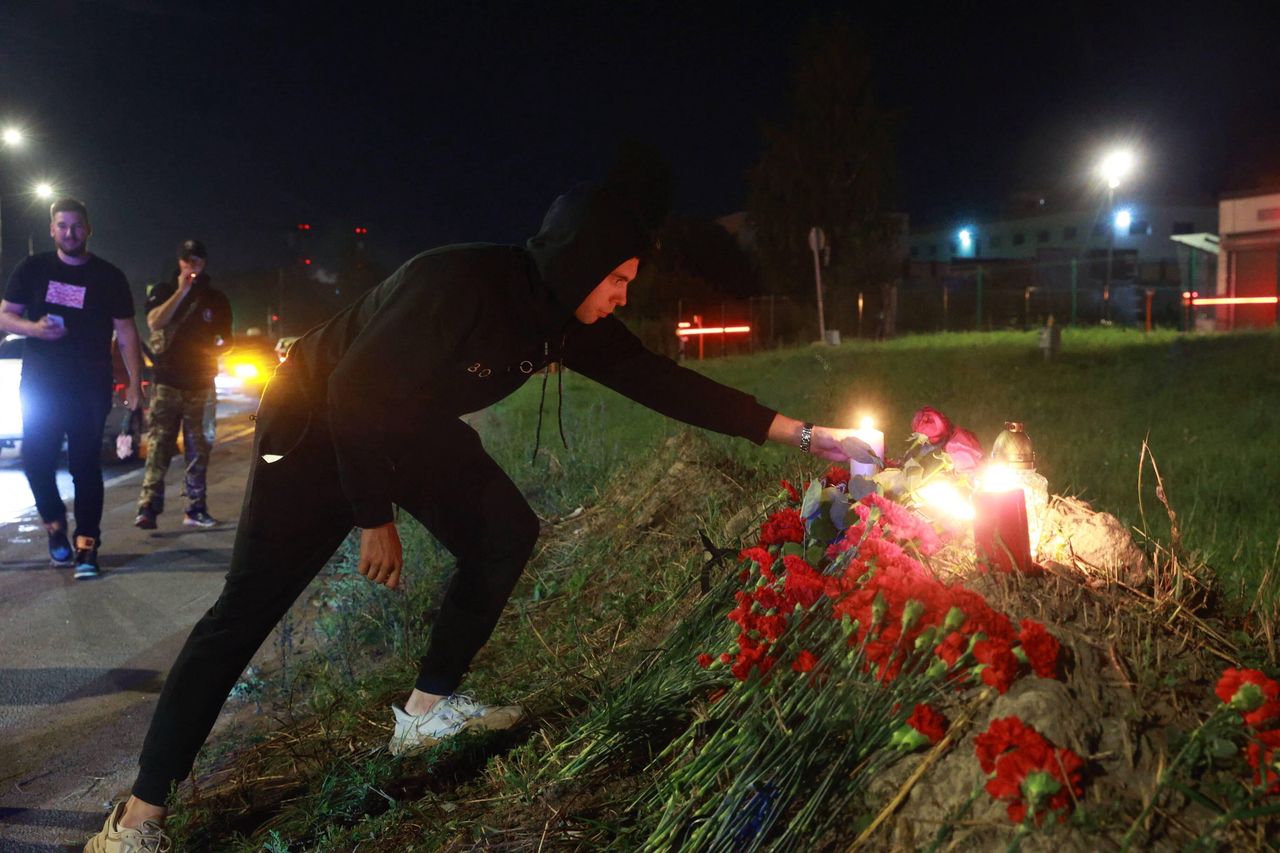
left=135, top=240, right=232, bottom=529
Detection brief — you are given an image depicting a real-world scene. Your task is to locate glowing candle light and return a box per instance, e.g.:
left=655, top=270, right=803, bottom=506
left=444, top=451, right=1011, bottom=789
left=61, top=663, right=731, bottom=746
left=973, top=463, right=1033, bottom=574
left=849, top=416, right=885, bottom=479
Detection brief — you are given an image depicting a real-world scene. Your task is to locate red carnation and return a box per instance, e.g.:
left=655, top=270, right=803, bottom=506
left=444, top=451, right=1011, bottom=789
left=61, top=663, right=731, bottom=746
left=824, top=466, right=851, bottom=488
left=974, top=637, right=1020, bottom=694
left=792, top=649, right=818, bottom=673
left=911, top=406, right=954, bottom=445
left=1216, top=668, right=1280, bottom=728
left=759, top=507, right=805, bottom=547
left=907, top=703, right=948, bottom=744
left=697, top=653, right=714, bottom=668
left=780, top=478, right=801, bottom=504
left=935, top=631, right=968, bottom=668
left=943, top=427, right=984, bottom=474
left=1018, top=619, right=1062, bottom=679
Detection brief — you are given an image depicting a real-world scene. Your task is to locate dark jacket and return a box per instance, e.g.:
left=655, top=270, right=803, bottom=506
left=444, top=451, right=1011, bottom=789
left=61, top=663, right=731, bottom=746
left=285, top=184, right=778, bottom=528
left=146, top=274, right=233, bottom=391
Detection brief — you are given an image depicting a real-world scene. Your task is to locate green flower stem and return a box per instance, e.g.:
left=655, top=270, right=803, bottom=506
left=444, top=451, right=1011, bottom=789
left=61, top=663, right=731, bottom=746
left=1120, top=705, right=1233, bottom=850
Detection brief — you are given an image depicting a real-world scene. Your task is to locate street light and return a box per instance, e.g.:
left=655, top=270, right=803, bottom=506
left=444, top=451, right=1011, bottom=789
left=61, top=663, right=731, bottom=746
left=1098, top=149, right=1136, bottom=323
left=34, top=182, right=55, bottom=200
left=0, top=127, right=28, bottom=282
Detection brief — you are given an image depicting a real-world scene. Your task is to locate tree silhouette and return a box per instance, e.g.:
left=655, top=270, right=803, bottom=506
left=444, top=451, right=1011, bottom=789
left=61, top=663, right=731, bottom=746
left=746, top=20, right=898, bottom=299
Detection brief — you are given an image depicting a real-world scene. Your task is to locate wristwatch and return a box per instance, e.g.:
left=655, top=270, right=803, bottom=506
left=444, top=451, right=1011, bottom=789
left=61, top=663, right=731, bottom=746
left=799, top=422, right=814, bottom=454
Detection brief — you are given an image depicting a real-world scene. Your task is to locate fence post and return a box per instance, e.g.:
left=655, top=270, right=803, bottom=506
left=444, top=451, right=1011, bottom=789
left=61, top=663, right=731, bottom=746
left=975, top=266, right=984, bottom=330
left=1070, top=257, right=1078, bottom=326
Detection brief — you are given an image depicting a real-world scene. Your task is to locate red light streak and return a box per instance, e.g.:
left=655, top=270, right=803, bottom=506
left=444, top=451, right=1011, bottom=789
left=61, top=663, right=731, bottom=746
left=1190, top=296, right=1278, bottom=306
left=676, top=325, right=751, bottom=336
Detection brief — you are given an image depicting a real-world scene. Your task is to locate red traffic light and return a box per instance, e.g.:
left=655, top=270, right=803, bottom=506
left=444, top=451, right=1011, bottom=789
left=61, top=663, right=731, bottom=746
left=354, top=227, right=368, bottom=236
left=302, top=257, right=312, bottom=266
left=297, top=223, right=311, bottom=231
left=271, top=313, right=280, bottom=322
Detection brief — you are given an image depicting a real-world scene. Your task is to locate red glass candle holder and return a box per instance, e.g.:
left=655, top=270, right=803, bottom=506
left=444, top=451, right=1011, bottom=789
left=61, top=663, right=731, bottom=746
left=973, top=489, right=1033, bottom=574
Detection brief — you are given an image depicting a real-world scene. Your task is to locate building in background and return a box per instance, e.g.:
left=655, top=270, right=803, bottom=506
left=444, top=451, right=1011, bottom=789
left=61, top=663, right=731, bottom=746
left=903, top=195, right=1218, bottom=329
left=1212, top=189, right=1280, bottom=330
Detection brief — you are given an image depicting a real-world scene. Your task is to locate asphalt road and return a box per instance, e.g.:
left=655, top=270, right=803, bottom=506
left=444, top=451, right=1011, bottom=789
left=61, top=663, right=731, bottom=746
left=0, top=394, right=262, bottom=852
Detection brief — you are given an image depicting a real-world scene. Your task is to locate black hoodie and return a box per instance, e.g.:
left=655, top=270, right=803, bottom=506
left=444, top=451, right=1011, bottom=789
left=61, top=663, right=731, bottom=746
left=284, top=184, right=778, bottom=529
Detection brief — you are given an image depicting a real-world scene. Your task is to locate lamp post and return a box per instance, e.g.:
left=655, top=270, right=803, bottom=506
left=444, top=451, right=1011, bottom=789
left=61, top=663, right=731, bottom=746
left=0, top=127, right=25, bottom=284
left=1099, top=150, right=1134, bottom=324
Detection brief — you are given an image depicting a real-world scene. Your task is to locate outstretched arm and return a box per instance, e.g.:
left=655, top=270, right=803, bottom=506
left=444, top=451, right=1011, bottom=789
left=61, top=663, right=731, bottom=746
left=766, top=414, right=849, bottom=462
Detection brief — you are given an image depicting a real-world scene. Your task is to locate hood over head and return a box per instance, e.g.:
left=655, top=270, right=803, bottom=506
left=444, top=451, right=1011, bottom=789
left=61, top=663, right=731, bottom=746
left=527, top=146, right=671, bottom=326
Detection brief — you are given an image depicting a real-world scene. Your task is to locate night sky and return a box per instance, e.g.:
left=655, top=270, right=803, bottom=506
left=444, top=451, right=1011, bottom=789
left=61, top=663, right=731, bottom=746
left=2, top=1, right=1277, bottom=288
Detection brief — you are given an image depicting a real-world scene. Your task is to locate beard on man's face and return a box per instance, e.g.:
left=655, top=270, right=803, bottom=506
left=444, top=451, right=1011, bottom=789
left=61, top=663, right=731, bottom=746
left=57, top=237, right=87, bottom=256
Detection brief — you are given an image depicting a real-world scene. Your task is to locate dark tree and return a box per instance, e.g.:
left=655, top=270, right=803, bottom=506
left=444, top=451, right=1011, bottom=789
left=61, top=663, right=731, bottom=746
left=630, top=216, right=761, bottom=317
left=746, top=20, right=898, bottom=300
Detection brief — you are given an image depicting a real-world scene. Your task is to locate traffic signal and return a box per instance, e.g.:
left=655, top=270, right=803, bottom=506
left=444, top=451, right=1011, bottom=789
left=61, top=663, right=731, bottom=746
left=354, top=227, right=368, bottom=236
left=297, top=223, right=311, bottom=232
left=302, top=257, right=312, bottom=266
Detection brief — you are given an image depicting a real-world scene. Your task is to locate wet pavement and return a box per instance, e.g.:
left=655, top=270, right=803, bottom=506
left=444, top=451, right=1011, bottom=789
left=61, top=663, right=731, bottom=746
left=0, top=396, right=259, bottom=851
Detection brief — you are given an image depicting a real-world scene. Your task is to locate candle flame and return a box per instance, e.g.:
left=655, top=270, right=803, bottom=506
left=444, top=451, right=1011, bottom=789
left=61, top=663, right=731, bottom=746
left=981, top=463, right=1019, bottom=493
left=860, top=415, right=874, bottom=430
left=918, top=482, right=975, bottom=521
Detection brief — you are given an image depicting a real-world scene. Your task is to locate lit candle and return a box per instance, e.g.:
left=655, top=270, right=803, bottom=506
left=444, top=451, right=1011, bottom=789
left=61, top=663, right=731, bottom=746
left=973, top=464, right=1034, bottom=574
left=849, top=416, right=885, bottom=478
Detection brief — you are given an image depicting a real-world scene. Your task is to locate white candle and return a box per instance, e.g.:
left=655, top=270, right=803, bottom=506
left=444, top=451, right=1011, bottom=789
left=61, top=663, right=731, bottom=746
left=849, top=417, right=885, bottom=478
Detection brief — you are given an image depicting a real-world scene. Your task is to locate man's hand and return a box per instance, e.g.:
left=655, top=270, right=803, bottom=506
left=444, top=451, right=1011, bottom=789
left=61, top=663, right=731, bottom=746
left=358, top=522, right=403, bottom=589
left=124, top=382, right=143, bottom=412
left=32, top=315, right=68, bottom=342
left=809, top=425, right=857, bottom=462
left=178, top=271, right=197, bottom=292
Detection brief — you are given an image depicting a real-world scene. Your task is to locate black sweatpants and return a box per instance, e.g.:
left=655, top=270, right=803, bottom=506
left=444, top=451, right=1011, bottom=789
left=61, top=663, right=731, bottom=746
left=132, top=367, right=540, bottom=805
left=19, top=375, right=112, bottom=540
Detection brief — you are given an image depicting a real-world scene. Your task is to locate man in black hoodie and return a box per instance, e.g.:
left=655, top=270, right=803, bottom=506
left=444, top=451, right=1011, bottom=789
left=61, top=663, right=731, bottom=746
left=88, top=176, right=854, bottom=850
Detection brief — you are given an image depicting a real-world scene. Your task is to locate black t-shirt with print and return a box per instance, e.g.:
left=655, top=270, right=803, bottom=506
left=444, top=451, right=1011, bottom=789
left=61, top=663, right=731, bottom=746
left=3, top=252, right=134, bottom=386
left=145, top=275, right=233, bottom=390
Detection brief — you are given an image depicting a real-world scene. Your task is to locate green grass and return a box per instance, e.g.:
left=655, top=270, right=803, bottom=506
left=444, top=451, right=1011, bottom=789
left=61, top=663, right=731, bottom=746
left=169, top=326, right=1280, bottom=850
left=489, top=326, right=1279, bottom=596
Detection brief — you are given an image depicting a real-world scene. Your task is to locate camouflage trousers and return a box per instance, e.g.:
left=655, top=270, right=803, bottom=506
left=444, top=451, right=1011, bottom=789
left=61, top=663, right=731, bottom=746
left=138, top=384, right=217, bottom=515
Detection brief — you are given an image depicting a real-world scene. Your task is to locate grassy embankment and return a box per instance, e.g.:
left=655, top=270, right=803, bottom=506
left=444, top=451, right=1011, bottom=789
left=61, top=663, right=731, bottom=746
left=168, top=326, right=1280, bottom=850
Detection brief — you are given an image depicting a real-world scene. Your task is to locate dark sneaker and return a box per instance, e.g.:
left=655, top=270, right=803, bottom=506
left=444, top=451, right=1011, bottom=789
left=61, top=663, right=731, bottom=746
left=134, top=507, right=158, bottom=530
left=73, top=536, right=100, bottom=580
left=183, top=510, right=218, bottom=528
left=47, top=524, right=74, bottom=566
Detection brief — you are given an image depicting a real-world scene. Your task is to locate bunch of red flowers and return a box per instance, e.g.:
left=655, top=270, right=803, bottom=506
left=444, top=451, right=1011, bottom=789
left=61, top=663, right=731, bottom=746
left=975, top=716, right=1086, bottom=825
left=714, top=468, right=1063, bottom=694
left=1216, top=668, right=1280, bottom=792
left=910, top=406, right=985, bottom=474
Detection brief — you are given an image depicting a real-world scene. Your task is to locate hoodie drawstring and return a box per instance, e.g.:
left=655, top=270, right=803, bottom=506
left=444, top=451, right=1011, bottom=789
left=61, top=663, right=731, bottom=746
left=531, top=337, right=571, bottom=465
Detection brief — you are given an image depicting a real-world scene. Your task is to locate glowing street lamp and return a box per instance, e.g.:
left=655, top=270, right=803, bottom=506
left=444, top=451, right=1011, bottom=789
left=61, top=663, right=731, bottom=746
left=1113, top=208, right=1132, bottom=232
left=34, top=182, right=55, bottom=200
left=1, top=127, right=23, bottom=148
left=1098, top=149, right=1137, bottom=323
left=1099, top=150, right=1134, bottom=189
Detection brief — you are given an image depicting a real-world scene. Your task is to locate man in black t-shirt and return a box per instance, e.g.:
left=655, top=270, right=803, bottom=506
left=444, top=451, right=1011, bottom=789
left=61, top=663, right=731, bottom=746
left=134, top=239, right=232, bottom=529
left=0, top=198, right=143, bottom=578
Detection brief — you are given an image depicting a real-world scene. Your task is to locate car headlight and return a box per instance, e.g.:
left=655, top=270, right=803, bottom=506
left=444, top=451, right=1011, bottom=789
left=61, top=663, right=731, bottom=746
left=233, top=362, right=260, bottom=380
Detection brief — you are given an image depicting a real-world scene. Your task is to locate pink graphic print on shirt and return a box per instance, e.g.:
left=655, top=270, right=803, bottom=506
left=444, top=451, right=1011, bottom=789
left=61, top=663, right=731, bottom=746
left=45, top=280, right=87, bottom=309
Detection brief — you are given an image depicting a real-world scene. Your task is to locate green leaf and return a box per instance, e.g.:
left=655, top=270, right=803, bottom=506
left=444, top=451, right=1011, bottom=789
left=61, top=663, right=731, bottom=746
left=781, top=542, right=805, bottom=558
left=1207, top=736, right=1240, bottom=759
left=801, top=477, right=825, bottom=520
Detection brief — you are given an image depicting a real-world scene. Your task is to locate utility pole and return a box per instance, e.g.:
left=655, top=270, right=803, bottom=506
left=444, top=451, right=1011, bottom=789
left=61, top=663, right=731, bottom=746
left=808, top=226, right=827, bottom=343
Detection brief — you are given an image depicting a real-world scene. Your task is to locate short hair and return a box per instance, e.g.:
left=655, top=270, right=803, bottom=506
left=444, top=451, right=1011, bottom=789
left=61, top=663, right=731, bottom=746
left=49, top=197, right=90, bottom=225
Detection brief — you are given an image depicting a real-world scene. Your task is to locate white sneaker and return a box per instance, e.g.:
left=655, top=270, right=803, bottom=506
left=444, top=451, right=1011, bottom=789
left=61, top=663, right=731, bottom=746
left=388, top=693, right=524, bottom=756
left=84, top=802, right=171, bottom=852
